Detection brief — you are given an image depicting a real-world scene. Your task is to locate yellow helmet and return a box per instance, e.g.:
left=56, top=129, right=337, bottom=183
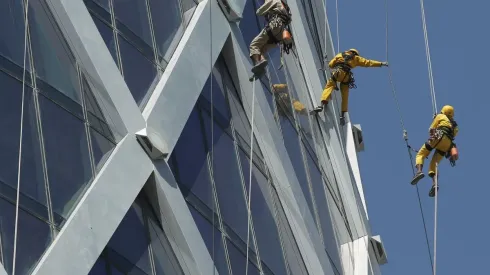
left=348, top=49, right=359, bottom=55
left=441, top=105, right=454, bottom=118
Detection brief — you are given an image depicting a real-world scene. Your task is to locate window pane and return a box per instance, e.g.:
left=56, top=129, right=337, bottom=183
left=0, top=198, right=51, bottom=275
left=188, top=206, right=228, bottom=274
left=149, top=0, right=183, bottom=60
left=107, top=202, right=153, bottom=274
left=202, top=112, right=249, bottom=241
left=118, top=35, right=158, bottom=106
left=239, top=0, right=264, bottom=49
left=29, top=0, right=81, bottom=103
left=201, top=72, right=229, bottom=120
left=92, top=0, right=110, bottom=12
left=39, top=95, right=92, bottom=217
left=0, top=72, right=46, bottom=208
left=113, top=0, right=153, bottom=47
left=305, top=152, right=342, bottom=271
left=239, top=151, right=288, bottom=275
left=148, top=218, right=184, bottom=275
left=226, top=240, right=260, bottom=275
left=91, top=128, right=116, bottom=171
left=171, top=108, right=213, bottom=208
left=0, top=0, right=27, bottom=66
left=91, top=14, right=118, bottom=65
left=88, top=256, right=109, bottom=275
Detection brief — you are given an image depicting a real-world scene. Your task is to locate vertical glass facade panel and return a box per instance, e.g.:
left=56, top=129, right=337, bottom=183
left=29, top=0, right=81, bottom=103
left=0, top=0, right=26, bottom=66
left=39, top=95, right=92, bottom=217
left=113, top=0, right=153, bottom=47
left=149, top=0, right=183, bottom=60
left=91, top=14, right=119, bottom=65
left=226, top=240, right=261, bottom=275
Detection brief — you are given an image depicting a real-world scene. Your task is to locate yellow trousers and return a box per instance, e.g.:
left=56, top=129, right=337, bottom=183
left=415, top=135, right=452, bottom=176
left=320, top=69, right=351, bottom=112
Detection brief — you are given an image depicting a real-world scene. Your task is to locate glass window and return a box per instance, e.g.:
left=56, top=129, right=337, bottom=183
left=88, top=256, right=109, bottom=275
left=279, top=120, right=314, bottom=218
left=0, top=72, right=46, bottom=208
left=0, top=198, right=51, bottom=275
left=171, top=108, right=214, bottom=208
left=226, top=240, right=261, bottom=275
left=239, top=151, right=288, bottom=275
left=90, top=14, right=118, bottom=65
left=113, top=0, right=153, bottom=47
left=188, top=206, right=228, bottom=275
left=148, top=218, right=184, bottom=275
left=29, top=0, right=81, bottom=103
left=38, top=95, right=92, bottom=218
left=201, top=112, right=249, bottom=242
left=107, top=202, right=153, bottom=275
left=305, top=152, right=342, bottom=271
left=90, top=129, right=116, bottom=171
left=239, top=0, right=264, bottom=49
left=0, top=0, right=27, bottom=66
left=118, top=35, right=158, bottom=106
left=92, top=0, right=110, bottom=12
left=201, top=71, right=229, bottom=120
left=149, top=0, right=183, bottom=61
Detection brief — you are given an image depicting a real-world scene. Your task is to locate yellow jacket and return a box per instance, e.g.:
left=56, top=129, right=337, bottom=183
left=430, top=114, right=459, bottom=137
left=328, top=52, right=383, bottom=69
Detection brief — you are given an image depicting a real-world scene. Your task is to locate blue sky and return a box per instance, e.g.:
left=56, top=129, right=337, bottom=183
left=326, top=0, right=486, bottom=274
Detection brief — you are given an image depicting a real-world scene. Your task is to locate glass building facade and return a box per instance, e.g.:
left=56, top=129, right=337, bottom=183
left=0, top=0, right=385, bottom=274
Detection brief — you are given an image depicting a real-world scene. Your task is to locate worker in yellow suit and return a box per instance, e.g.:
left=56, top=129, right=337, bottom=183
left=312, top=49, right=388, bottom=124
left=272, top=84, right=307, bottom=116
left=411, top=105, right=459, bottom=197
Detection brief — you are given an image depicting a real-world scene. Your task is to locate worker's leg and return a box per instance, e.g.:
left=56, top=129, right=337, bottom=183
left=339, top=84, right=350, bottom=125
left=411, top=143, right=432, bottom=185
left=428, top=136, right=452, bottom=177
left=249, top=28, right=270, bottom=74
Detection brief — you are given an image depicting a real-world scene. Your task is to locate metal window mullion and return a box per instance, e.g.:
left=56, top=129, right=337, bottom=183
left=142, top=208, right=158, bottom=275
left=263, top=169, right=292, bottom=275
left=27, top=25, right=57, bottom=238
left=144, top=0, right=160, bottom=72
left=197, top=107, right=233, bottom=275
left=108, top=0, right=123, bottom=73
left=229, top=121, right=264, bottom=275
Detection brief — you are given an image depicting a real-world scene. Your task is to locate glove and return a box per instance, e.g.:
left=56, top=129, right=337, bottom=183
left=381, top=62, right=389, bottom=67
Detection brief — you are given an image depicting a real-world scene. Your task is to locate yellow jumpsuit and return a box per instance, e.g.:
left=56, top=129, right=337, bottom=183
left=415, top=114, right=459, bottom=176
left=273, top=84, right=306, bottom=115
left=321, top=53, right=383, bottom=113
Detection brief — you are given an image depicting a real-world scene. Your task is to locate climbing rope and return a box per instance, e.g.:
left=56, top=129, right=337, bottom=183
left=245, top=80, right=257, bottom=275
left=12, top=1, right=31, bottom=274
left=385, top=0, right=437, bottom=273
left=208, top=0, right=217, bottom=273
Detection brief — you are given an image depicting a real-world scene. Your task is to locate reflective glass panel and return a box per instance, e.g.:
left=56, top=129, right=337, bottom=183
left=113, top=0, right=153, bottom=47
left=0, top=198, right=51, bottom=275
left=172, top=108, right=214, bottom=208
left=91, top=129, right=116, bottom=171
left=91, top=14, right=118, bottom=65
left=0, top=72, right=46, bottom=207
left=201, top=71, right=229, bottom=119
left=239, top=0, right=264, bottom=49
left=39, top=95, right=92, bottom=217
left=118, top=35, right=158, bottom=106
left=88, top=256, right=109, bottom=275
left=0, top=0, right=26, bottom=66
left=107, top=202, right=153, bottom=274
left=239, top=151, right=288, bottom=275
left=92, top=0, right=110, bottom=11
left=29, top=0, right=81, bottom=103
left=149, top=0, right=183, bottom=60
left=188, top=206, right=228, bottom=274
left=226, top=240, right=260, bottom=275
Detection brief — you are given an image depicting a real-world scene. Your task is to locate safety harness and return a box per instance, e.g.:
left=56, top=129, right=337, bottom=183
left=265, top=1, right=293, bottom=54
left=330, top=51, right=358, bottom=89
left=424, top=118, right=458, bottom=166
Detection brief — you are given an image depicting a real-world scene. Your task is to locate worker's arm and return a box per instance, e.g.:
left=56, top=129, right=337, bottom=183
left=353, top=55, right=383, bottom=67
left=256, top=0, right=277, bottom=16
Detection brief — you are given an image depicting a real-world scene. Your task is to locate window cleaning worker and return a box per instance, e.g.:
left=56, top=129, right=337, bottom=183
left=410, top=105, right=459, bottom=197
left=272, top=84, right=307, bottom=116
left=249, top=0, right=292, bottom=78
left=312, top=49, right=388, bottom=124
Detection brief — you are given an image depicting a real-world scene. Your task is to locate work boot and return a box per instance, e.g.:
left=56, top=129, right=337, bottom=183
left=251, top=59, right=268, bottom=76
left=310, top=100, right=328, bottom=114
left=410, top=164, right=425, bottom=185
left=429, top=184, right=439, bottom=197
left=339, top=112, right=347, bottom=125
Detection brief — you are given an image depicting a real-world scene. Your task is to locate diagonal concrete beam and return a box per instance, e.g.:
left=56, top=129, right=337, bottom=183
left=142, top=0, right=231, bottom=156
left=46, top=0, right=146, bottom=136
left=0, top=263, right=6, bottom=275
left=32, top=136, right=154, bottom=275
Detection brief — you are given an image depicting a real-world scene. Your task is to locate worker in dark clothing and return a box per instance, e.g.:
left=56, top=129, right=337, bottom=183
left=411, top=105, right=459, bottom=197
left=312, top=49, right=388, bottom=124
left=249, top=0, right=292, bottom=78
left=272, top=84, right=307, bottom=116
